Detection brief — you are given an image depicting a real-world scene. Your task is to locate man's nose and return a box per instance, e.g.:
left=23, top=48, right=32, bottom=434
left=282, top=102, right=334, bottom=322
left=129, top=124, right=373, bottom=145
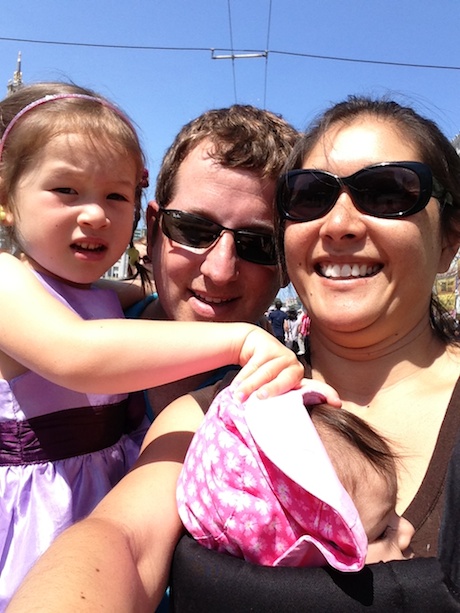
left=199, top=230, right=239, bottom=284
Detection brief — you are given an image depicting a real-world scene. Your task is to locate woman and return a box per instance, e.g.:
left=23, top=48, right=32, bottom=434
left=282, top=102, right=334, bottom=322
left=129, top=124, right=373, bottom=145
left=170, top=97, right=460, bottom=610
left=8, top=97, right=460, bottom=611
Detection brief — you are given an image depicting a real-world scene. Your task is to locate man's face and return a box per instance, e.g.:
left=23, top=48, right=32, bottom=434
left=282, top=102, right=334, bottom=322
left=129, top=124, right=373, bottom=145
left=149, top=140, right=281, bottom=323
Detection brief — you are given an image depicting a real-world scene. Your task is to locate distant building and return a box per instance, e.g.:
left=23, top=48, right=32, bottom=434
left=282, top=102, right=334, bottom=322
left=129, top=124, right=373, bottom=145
left=6, top=52, right=23, bottom=95
left=101, top=227, right=148, bottom=280
left=102, top=251, right=130, bottom=280
left=0, top=53, right=24, bottom=252
left=453, top=134, right=460, bottom=155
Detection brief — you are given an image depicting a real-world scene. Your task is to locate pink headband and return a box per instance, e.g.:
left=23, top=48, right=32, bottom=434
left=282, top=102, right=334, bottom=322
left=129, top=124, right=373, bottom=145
left=0, top=93, right=139, bottom=165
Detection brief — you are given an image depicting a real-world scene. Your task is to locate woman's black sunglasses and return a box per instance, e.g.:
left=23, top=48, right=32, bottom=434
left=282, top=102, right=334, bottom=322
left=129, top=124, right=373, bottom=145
left=277, top=162, right=451, bottom=222
left=159, top=209, right=277, bottom=266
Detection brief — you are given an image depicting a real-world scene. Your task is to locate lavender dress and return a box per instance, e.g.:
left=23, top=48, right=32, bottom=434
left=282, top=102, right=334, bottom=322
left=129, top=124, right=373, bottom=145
left=0, top=272, right=148, bottom=610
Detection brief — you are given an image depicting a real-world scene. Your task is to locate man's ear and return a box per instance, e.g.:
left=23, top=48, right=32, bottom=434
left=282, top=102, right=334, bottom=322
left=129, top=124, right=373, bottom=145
left=146, top=201, right=160, bottom=260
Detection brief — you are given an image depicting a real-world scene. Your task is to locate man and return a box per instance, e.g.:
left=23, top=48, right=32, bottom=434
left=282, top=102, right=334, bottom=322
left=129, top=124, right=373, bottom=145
left=136, top=105, right=298, bottom=415
left=268, top=298, right=289, bottom=344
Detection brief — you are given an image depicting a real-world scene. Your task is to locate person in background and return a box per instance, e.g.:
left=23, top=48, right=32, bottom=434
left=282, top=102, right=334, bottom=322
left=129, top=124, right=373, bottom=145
left=128, top=104, right=299, bottom=416
left=284, top=307, right=300, bottom=351
left=297, top=308, right=311, bottom=357
left=268, top=298, right=289, bottom=344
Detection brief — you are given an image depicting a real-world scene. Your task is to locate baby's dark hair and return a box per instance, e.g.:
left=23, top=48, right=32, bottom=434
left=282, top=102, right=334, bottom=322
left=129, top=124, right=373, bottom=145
left=309, top=404, right=397, bottom=507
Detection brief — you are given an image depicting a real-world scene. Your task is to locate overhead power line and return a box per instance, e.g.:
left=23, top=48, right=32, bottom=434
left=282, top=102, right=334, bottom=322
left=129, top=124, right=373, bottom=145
left=0, top=36, right=459, bottom=71
left=263, top=0, right=273, bottom=107
left=226, top=0, right=238, bottom=101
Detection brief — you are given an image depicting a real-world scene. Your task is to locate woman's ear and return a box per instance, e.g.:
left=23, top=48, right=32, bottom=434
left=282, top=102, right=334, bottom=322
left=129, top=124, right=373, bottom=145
left=438, top=236, right=460, bottom=274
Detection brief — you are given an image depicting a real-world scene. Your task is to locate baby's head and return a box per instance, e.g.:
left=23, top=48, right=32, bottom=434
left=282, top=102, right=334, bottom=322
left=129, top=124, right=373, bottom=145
left=310, top=404, right=398, bottom=544
left=0, top=82, right=146, bottom=254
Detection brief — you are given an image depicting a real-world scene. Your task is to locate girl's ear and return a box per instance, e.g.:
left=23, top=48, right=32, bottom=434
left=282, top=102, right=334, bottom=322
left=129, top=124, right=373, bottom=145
left=0, top=178, right=12, bottom=225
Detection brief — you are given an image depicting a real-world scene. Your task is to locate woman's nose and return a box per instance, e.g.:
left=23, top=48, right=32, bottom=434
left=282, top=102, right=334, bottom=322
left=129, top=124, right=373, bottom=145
left=319, top=191, right=367, bottom=241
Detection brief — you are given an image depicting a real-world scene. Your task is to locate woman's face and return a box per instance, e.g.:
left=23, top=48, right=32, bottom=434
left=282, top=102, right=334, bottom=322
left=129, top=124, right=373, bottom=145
left=283, top=117, right=453, bottom=347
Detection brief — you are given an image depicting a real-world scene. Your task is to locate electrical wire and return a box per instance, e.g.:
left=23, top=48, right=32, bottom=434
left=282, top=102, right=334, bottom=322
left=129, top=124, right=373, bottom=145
left=226, top=0, right=238, bottom=101
left=263, top=0, right=272, bottom=108
left=0, top=36, right=459, bottom=71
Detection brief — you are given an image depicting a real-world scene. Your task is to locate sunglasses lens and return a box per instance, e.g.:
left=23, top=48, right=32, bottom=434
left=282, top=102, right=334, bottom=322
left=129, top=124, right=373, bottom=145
left=235, top=233, right=277, bottom=265
left=161, top=211, right=217, bottom=248
left=351, top=166, right=422, bottom=217
left=281, top=171, right=340, bottom=221
left=161, top=210, right=277, bottom=265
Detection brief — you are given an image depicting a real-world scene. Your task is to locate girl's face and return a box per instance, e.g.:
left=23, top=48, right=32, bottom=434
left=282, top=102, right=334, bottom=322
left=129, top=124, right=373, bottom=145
left=283, top=117, right=454, bottom=348
left=9, top=132, right=138, bottom=286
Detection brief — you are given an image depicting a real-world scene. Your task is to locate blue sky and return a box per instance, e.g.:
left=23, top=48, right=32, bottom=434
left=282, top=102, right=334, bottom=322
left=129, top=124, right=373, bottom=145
left=1, top=0, right=460, bottom=205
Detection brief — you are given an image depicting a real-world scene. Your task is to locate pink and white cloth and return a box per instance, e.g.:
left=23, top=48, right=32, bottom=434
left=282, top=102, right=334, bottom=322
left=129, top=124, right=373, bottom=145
left=177, top=386, right=367, bottom=572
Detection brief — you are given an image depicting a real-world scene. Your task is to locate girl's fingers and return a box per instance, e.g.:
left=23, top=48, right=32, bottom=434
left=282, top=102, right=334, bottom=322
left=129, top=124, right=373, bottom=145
left=232, top=356, right=304, bottom=401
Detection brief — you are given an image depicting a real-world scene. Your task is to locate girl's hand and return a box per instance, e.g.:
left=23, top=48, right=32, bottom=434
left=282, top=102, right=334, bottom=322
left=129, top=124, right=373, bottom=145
left=231, top=327, right=304, bottom=400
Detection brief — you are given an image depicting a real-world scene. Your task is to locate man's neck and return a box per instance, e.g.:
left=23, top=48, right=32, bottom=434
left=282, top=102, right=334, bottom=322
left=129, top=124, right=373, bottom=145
left=140, top=296, right=228, bottom=415
left=140, top=297, right=169, bottom=321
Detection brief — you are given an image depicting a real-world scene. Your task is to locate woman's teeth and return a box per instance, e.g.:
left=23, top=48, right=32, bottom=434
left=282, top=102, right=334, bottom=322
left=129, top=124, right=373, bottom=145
left=320, top=263, right=380, bottom=278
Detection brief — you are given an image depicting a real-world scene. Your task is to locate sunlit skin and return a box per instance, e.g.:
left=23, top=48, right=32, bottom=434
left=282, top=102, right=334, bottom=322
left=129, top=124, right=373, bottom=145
left=9, top=133, right=137, bottom=288
left=358, top=468, right=414, bottom=563
left=283, top=118, right=453, bottom=355
left=148, top=139, right=282, bottom=324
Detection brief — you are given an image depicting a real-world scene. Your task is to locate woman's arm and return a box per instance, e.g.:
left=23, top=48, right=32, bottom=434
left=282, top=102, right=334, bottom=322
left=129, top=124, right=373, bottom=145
left=0, top=254, right=303, bottom=399
left=7, top=393, right=205, bottom=613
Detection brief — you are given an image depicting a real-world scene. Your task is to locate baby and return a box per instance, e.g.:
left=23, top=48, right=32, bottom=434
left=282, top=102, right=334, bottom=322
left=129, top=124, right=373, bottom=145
left=177, top=387, right=413, bottom=571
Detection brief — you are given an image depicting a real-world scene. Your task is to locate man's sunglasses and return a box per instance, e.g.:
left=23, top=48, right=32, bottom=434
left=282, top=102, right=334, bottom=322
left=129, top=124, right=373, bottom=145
left=277, top=161, right=451, bottom=222
left=159, top=209, right=277, bottom=266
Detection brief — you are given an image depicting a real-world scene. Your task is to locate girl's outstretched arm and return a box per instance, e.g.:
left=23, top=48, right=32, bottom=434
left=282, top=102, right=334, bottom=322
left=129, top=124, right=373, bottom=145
left=0, top=254, right=303, bottom=398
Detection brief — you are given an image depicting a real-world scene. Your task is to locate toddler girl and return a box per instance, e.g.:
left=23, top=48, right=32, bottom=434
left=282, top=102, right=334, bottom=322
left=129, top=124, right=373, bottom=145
left=0, top=82, right=302, bottom=608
